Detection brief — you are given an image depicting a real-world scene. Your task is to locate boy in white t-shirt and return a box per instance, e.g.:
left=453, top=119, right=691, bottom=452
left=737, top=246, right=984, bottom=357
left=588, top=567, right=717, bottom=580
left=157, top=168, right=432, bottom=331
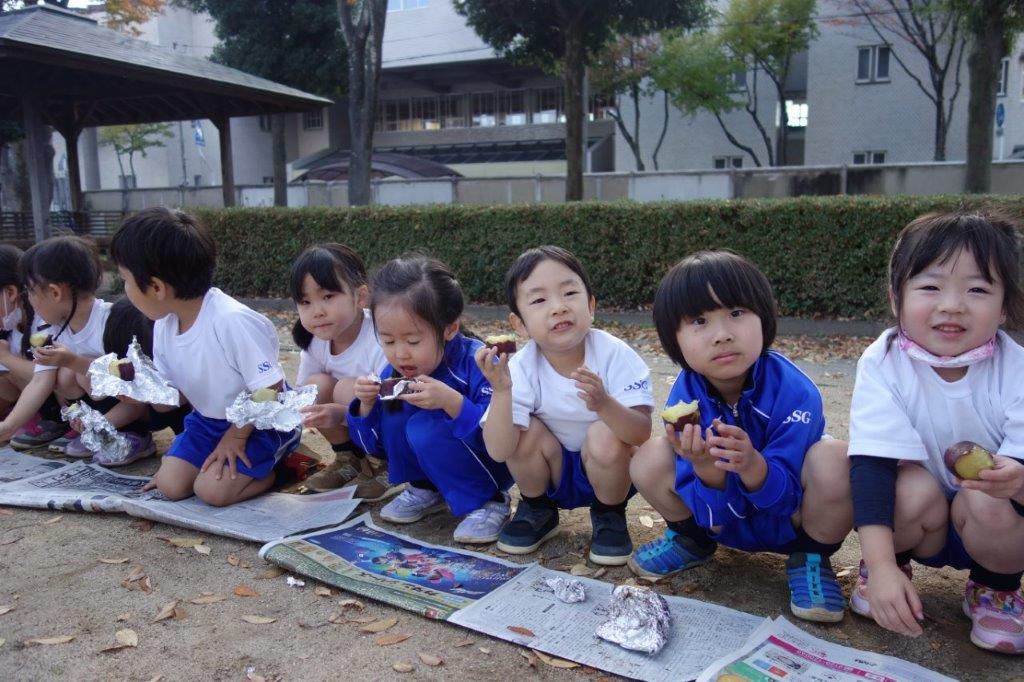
left=478, top=246, right=653, bottom=565
left=111, top=208, right=298, bottom=507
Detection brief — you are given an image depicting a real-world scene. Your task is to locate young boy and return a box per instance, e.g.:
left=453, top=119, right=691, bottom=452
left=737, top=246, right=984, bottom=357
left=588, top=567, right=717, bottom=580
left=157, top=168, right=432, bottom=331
left=477, top=246, right=653, bottom=565
left=110, top=207, right=299, bottom=506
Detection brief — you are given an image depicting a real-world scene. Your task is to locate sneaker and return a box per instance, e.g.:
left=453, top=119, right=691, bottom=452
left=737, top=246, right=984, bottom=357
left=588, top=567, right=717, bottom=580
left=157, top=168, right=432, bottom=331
left=379, top=486, right=446, bottom=524
left=93, top=433, right=157, bottom=467
left=786, top=552, right=846, bottom=623
left=589, top=504, right=633, bottom=566
left=63, top=435, right=94, bottom=459
left=454, top=493, right=511, bottom=544
left=48, top=429, right=81, bottom=454
left=849, top=560, right=913, bottom=618
left=10, top=417, right=65, bottom=450
left=347, top=456, right=399, bottom=502
left=963, top=580, right=1024, bottom=654
left=304, top=451, right=363, bottom=492
left=496, top=498, right=560, bottom=555
left=628, top=529, right=717, bottom=578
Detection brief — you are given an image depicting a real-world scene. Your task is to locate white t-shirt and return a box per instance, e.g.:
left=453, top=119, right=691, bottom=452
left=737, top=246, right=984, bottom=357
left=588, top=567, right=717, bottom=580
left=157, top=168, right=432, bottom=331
left=154, top=288, right=284, bottom=420
left=849, top=328, right=1024, bottom=495
left=0, top=312, right=56, bottom=374
left=51, top=298, right=111, bottom=359
left=483, top=328, right=654, bottom=452
left=295, top=310, right=387, bottom=386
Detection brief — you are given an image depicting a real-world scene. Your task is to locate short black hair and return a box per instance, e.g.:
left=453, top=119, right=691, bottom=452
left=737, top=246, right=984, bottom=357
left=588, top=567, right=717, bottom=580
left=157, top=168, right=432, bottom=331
left=889, top=211, right=1024, bottom=328
left=369, top=255, right=463, bottom=347
left=110, top=207, right=215, bottom=299
left=103, top=297, right=154, bottom=357
left=289, top=243, right=369, bottom=351
left=653, top=250, right=778, bottom=368
left=504, top=245, right=593, bottom=317
left=19, top=235, right=102, bottom=294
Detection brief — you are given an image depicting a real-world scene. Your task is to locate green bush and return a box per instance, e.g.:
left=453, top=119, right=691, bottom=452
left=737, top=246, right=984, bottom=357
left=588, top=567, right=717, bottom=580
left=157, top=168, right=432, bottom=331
left=195, top=195, right=1024, bottom=319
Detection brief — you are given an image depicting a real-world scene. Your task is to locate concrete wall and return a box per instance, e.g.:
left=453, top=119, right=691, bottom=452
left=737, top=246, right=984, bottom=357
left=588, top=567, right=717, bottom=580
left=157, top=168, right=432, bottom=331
left=381, top=0, right=493, bottom=69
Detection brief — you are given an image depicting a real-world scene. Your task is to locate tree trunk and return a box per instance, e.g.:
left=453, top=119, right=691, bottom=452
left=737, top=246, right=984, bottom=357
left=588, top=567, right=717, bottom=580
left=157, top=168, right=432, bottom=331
left=652, top=91, right=670, bottom=171
left=0, top=140, right=32, bottom=213
left=933, top=96, right=948, bottom=162
left=774, top=82, right=788, bottom=166
left=965, top=6, right=1005, bottom=193
left=272, top=113, right=287, bottom=207
left=630, top=84, right=644, bottom=172
left=562, top=18, right=585, bottom=201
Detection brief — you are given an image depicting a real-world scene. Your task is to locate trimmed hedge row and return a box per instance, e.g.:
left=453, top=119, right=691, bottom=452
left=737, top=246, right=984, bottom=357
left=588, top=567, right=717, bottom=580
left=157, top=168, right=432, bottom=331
left=196, top=195, right=1024, bottom=319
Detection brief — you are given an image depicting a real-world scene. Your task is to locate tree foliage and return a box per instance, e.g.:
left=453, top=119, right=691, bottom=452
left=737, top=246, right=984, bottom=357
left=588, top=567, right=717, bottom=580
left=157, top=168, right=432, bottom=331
left=98, top=123, right=172, bottom=180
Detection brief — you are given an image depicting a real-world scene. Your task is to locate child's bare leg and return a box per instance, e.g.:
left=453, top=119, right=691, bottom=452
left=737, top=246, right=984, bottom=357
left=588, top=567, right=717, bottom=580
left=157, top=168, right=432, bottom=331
left=893, top=463, right=949, bottom=558
left=192, top=466, right=274, bottom=507
left=104, top=400, right=149, bottom=429
left=151, top=457, right=200, bottom=500
left=581, top=420, right=633, bottom=504
left=54, top=367, right=84, bottom=401
left=0, top=373, right=19, bottom=405
left=505, top=418, right=562, bottom=497
left=328, top=376, right=357, bottom=444
left=630, top=435, right=692, bottom=522
left=797, top=439, right=852, bottom=544
left=953, top=489, right=1024, bottom=574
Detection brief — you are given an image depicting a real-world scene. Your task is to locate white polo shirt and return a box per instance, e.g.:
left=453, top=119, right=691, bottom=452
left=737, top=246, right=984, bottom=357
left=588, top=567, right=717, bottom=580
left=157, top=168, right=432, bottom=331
left=295, top=310, right=387, bottom=386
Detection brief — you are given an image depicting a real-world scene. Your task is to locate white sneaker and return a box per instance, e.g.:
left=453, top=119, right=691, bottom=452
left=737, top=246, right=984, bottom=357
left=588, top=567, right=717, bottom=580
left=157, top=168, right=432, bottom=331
left=454, top=493, right=511, bottom=544
left=379, top=486, right=445, bottom=524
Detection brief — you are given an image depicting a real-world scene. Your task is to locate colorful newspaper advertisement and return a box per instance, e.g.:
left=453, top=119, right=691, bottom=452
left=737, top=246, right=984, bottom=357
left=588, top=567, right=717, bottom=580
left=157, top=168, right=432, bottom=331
left=122, top=487, right=360, bottom=543
left=259, top=513, right=528, bottom=620
left=449, top=564, right=766, bottom=682
left=696, top=617, right=955, bottom=682
left=0, top=447, right=67, bottom=484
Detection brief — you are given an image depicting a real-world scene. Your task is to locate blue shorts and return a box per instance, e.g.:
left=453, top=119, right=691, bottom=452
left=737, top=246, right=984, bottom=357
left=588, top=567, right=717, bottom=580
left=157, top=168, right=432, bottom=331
left=915, top=518, right=971, bottom=571
left=547, top=447, right=635, bottom=510
left=165, top=411, right=301, bottom=480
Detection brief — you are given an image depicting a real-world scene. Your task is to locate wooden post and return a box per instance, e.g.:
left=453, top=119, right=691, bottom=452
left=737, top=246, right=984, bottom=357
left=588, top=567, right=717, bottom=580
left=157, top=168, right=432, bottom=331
left=20, top=95, right=50, bottom=242
left=214, top=115, right=235, bottom=207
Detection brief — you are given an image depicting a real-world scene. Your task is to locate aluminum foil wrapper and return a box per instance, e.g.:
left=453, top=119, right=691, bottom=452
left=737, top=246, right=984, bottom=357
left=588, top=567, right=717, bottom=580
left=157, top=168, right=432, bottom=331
left=225, top=384, right=318, bottom=432
left=60, top=402, right=130, bottom=463
left=595, top=585, right=672, bottom=655
left=545, top=576, right=585, bottom=603
left=370, top=374, right=414, bottom=402
left=87, top=337, right=180, bottom=406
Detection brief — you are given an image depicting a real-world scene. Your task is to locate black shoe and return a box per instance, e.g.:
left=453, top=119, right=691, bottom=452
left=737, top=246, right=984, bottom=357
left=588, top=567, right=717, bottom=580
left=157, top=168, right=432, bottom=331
left=589, top=503, right=632, bottom=566
left=496, top=498, right=560, bottom=554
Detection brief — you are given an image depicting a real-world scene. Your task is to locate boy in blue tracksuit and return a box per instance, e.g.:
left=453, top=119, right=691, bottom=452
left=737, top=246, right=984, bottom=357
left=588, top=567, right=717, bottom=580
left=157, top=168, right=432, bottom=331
left=628, top=251, right=854, bottom=623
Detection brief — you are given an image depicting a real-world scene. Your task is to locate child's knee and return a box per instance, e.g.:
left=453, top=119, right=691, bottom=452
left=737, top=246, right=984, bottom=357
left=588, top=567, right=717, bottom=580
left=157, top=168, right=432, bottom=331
left=306, top=373, right=337, bottom=402
left=583, top=421, right=630, bottom=467
left=801, top=439, right=850, bottom=496
left=332, top=377, right=357, bottom=405
left=894, top=465, right=946, bottom=526
left=955, top=488, right=1024, bottom=533
left=193, top=475, right=236, bottom=507
left=629, top=437, right=674, bottom=489
left=156, top=477, right=194, bottom=501
left=54, top=368, right=84, bottom=399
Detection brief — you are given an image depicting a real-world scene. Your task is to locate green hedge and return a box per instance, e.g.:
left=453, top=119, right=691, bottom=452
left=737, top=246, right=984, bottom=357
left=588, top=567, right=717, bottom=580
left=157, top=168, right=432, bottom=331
left=195, top=195, right=1024, bottom=319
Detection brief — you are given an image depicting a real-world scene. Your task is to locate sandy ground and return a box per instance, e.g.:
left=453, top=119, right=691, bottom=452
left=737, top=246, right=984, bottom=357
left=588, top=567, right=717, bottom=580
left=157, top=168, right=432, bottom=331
left=0, top=315, right=1020, bottom=681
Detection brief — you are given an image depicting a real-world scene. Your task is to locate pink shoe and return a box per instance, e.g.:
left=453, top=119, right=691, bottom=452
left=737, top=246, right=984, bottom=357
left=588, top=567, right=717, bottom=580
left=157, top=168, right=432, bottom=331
left=850, top=560, right=913, bottom=618
left=963, top=580, right=1024, bottom=654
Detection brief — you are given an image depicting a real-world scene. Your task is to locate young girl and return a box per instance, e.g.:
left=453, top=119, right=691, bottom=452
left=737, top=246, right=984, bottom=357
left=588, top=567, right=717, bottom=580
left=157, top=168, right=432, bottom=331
left=289, top=244, right=389, bottom=497
left=628, top=251, right=852, bottom=623
left=347, top=256, right=513, bottom=544
left=478, top=246, right=654, bottom=565
left=849, top=212, right=1024, bottom=653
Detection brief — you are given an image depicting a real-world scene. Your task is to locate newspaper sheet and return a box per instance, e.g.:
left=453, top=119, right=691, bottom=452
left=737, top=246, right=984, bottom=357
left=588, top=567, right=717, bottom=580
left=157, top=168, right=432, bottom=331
left=259, top=513, right=529, bottom=620
left=0, top=447, right=68, bottom=484
left=122, top=487, right=360, bottom=543
left=449, top=564, right=766, bottom=682
left=696, top=617, right=955, bottom=682
left=0, top=461, right=158, bottom=512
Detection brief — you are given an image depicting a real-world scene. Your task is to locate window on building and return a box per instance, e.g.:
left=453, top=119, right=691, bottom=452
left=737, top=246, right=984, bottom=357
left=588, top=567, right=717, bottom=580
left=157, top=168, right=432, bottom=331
left=589, top=93, right=616, bottom=121
left=303, top=109, right=324, bottom=130
left=533, top=87, right=562, bottom=124
left=713, top=156, right=744, bottom=169
left=262, top=176, right=274, bottom=184
left=853, top=150, right=886, bottom=165
left=411, top=96, right=440, bottom=130
left=498, top=90, right=527, bottom=126
left=119, top=174, right=137, bottom=189
left=439, top=94, right=465, bottom=129
left=785, top=100, right=808, bottom=127
left=471, top=92, right=497, bottom=127
left=388, top=0, right=428, bottom=11
left=194, top=174, right=203, bottom=186
left=726, top=69, right=747, bottom=92
left=258, top=115, right=272, bottom=133
left=998, top=57, right=1009, bottom=97
left=857, top=45, right=891, bottom=83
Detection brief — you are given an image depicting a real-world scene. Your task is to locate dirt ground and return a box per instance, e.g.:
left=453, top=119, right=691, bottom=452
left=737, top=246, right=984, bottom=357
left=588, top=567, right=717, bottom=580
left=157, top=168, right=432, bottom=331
left=0, top=313, right=1019, bottom=681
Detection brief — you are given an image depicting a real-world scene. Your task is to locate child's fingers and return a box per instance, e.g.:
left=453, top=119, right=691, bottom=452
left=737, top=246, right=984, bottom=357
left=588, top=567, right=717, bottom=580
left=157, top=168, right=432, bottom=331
left=710, top=421, right=746, bottom=440
left=141, top=479, right=157, bottom=491
left=665, top=423, right=684, bottom=453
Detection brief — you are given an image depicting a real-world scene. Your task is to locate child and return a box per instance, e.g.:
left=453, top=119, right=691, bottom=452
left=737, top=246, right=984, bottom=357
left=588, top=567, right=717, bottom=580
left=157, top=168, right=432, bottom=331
left=478, top=246, right=654, bottom=566
left=627, top=251, right=851, bottom=623
left=848, top=212, right=1024, bottom=653
left=289, top=244, right=390, bottom=497
left=347, top=256, right=513, bottom=543
left=110, top=207, right=298, bottom=506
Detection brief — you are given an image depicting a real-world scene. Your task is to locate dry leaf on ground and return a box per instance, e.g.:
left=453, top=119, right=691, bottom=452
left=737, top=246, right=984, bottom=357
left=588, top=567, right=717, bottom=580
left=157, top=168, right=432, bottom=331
left=533, top=650, right=579, bottom=669
left=375, top=633, right=411, bottom=646
left=241, top=615, right=276, bottom=624
left=0, top=534, right=21, bottom=545
left=569, top=564, right=593, bottom=576
left=116, top=613, right=130, bottom=622
left=42, top=515, right=63, bottom=525
left=162, top=536, right=204, bottom=548
left=130, top=519, right=153, bottom=532
left=234, top=585, right=258, bottom=597
left=227, top=554, right=240, bottom=566
left=189, top=594, right=226, bottom=605
left=314, top=586, right=333, bottom=597
left=338, top=598, right=364, bottom=610
left=25, top=635, right=75, bottom=646
left=507, top=625, right=536, bottom=637
left=115, top=629, right=138, bottom=647
left=255, top=566, right=285, bottom=579
left=392, top=662, right=414, bottom=673
left=360, top=617, right=398, bottom=633
left=152, top=601, right=177, bottom=623
left=417, top=652, right=443, bottom=666
left=0, top=605, right=14, bottom=616
left=194, top=545, right=211, bottom=555
left=124, top=565, right=145, bottom=582
left=98, top=557, right=130, bottom=564
left=520, top=650, right=537, bottom=668
left=639, top=515, right=654, bottom=528
left=0, top=638, right=4, bottom=648
left=452, top=638, right=474, bottom=647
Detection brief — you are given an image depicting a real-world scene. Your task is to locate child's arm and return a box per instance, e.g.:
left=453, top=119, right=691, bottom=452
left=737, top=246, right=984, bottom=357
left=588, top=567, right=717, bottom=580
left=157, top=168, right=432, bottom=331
left=573, top=365, right=651, bottom=445
left=0, top=341, right=36, bottom=383
left=345, top=375, right=385, bottom=457
left=476, top=346, right=519, bottom=461
left=32, top=344, right=92, bottom=376
left=0, top=370, right=58, bottom=441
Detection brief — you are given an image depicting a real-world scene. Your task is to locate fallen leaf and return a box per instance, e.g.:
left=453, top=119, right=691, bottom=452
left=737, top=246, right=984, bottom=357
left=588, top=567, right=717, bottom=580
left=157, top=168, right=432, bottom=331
left=327, top=613, right=348, bottom=624
left=130, top=519, right=153, bottom=532
left=98, top=557, right=130, bottom=565
left=533, top=650, right=579, bottom=669
left=297, top=619, right=330, bottom=629
left=930, top=641, right=942, bottom=652
left=639, top=515, right=654, bottom=528
left=0, top=605, right=14, bottom=616
left=189, top=594, right=226, bottom=605
left=417, top=652, right=443, bottom=666
left=124, top=565, right=146, bottom=582
left=0, top=638, right=4, bottom=648
left=152, top=601, right=177, bottom=623
left=519, top=650, right=537, bottom=668
left=570, top=564, right=593, bottom=577
left=375, top=633, right=411, bottom=646
left=507, top=625, right=536, bottom=638
left=43, top=515, right=63, bottom=525
left=255, top=566, right=285, bottom=579
left=194, top=545, right=211, bottom=556
left=636, top=575, right=663, bottom=584
left=592, top=567, right=607, bottom=579
left=116, top=613, right=130, bottom=622
left=172, top=607, right=187, bottom=620
left=25, top=635, right=75, bottom=645
left=452, top=638, right=474, bottom=647
left=115, top=629, right=138, bottom=647
left=361, top=617, right=398, bottom=633
left=162, top=536, right=204, bottom=548
left=836, top=568, right=852, bottom=578
left=234, top=585, right=258, bottom=597
left=139, top=576, right=153, bottom=593
left=478, top=647, right=491, bottom=654
left=241, top=615, right=276, bottom=624
left=227, top=554, right=240, bottom=566
left=338, top=598, right=364, bottom=610
left=314, top=586, right=333, bottom=598
left=0, top=534, right=21, bottom=545
left=145, top=676, right=162, bottom=682
left=350, top=615, right=377, bottom=624
left=392, top=662, right=414, bottom=673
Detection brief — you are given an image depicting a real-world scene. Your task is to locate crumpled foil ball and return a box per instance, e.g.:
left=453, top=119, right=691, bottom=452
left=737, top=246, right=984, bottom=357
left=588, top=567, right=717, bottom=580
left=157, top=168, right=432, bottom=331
left=545, top=576, right=586, bottom=603
left=61, top=401, right=130, bottom=463
left=225, top=384, right=318, bottom=432
left=595, top=584, right=672, bottom=654
left=86, top=337, right=179, bottom=407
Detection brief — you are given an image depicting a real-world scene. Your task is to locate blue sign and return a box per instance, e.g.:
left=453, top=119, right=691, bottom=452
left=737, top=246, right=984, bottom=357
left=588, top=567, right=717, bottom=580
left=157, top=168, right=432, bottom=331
left=996, top=103, right=1005, bottom=128
left=193, top=120, right=205, bottom=147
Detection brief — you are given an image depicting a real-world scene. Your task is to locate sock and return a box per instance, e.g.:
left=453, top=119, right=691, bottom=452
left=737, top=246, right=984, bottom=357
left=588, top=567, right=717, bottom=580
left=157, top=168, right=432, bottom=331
left=790, top=526, right=843, bottom=559
left=1012, top=499, right=1024, bottom=518
left=410, top=479, right=438, bottom=492
left=40, top=395, right=62, bottom=422
left=895, top=550, right=914, bottom=568
left=668, top=517, right=716, bottom=551
left=590, top=498, right=627, bottom=516
left=969, top=560, right=1024, bottom=592
left=332, top=441, right=365, bottom=459
left=521, top=492, right=556, bottom=510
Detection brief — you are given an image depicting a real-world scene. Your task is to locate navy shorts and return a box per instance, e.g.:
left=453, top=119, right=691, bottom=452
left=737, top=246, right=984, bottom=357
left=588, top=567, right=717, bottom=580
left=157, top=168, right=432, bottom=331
left=915, top=518, right=971, bottom=571
left=165, top=411, right=301, bottom=480
left=547, top=447, right=635, bottom=510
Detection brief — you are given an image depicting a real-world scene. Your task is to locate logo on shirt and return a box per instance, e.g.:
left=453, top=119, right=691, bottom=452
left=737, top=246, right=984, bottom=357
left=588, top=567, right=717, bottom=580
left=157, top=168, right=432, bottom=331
left=480, top=386, right=493, bottom=396
left=783, top=410, right=812, bottom=425
left=624, top=379, right=649, bottom=392
left=257, top=361, right=273, bottom=374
